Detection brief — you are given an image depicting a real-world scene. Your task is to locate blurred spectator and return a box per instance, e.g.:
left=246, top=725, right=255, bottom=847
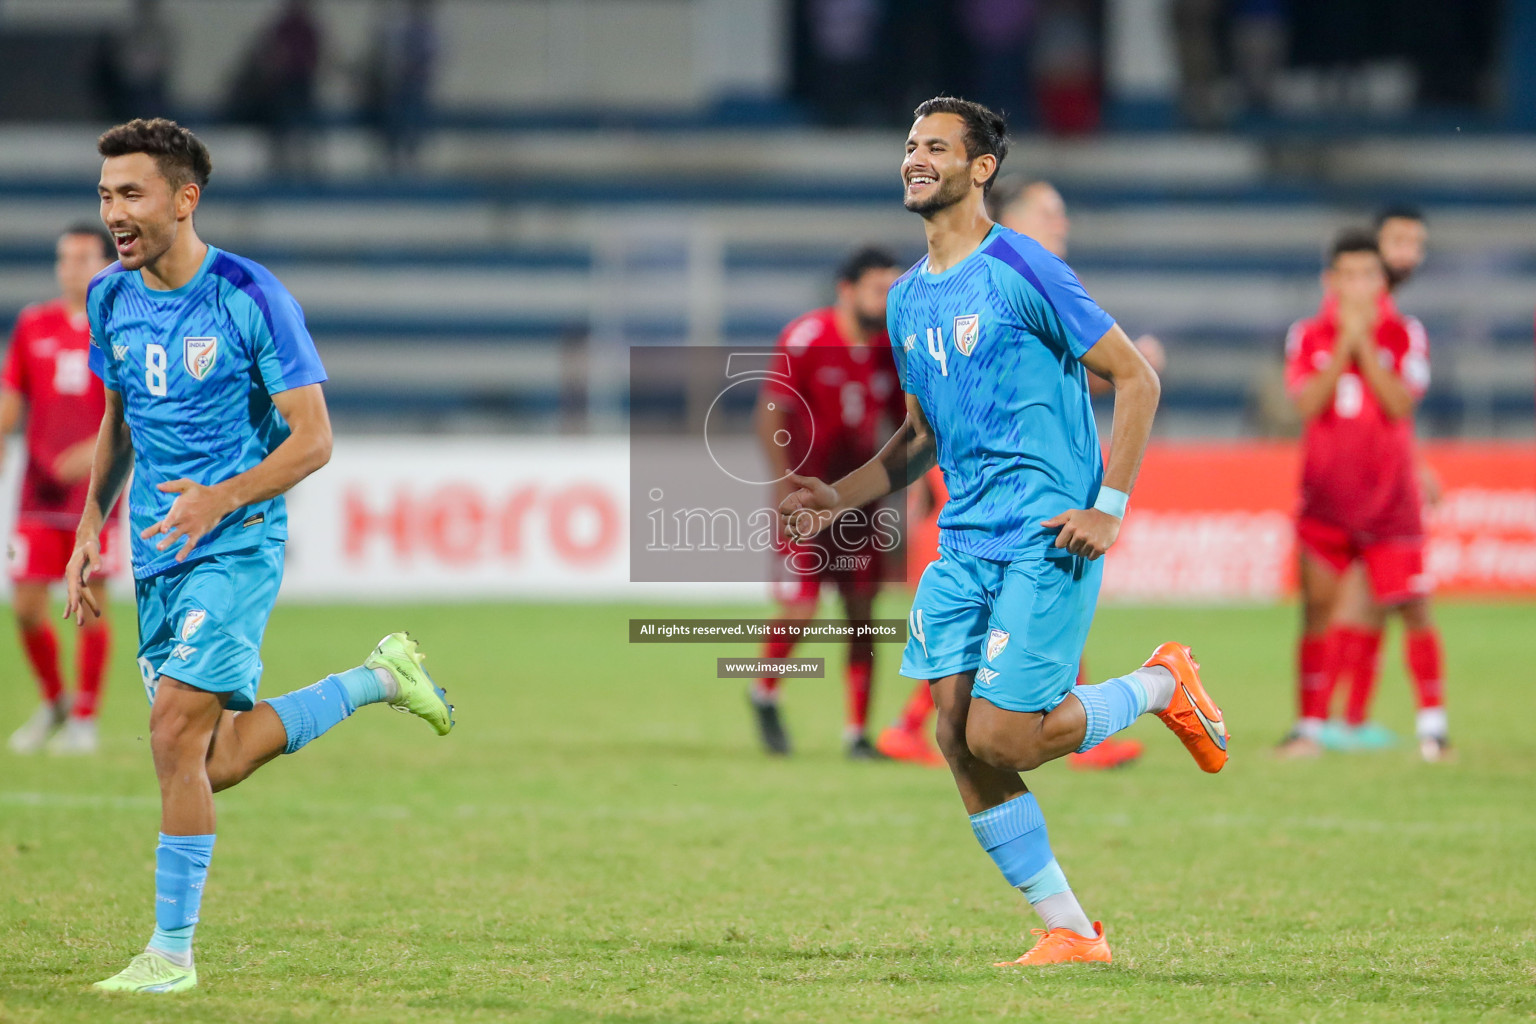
left=1231, top=0, right=1288, bottom=114
left=1171, top=0, right=1224, bottom=128
left=795, top=0, right=887, bottom=125
left=990, top=177, right=1070, bottom=257
left=957, top=0, right=1038, bottom=125
left=226, top=0, right=324, bottom=177
left=94, top=0, right=175, bottom=122
left=1030, top=0, right=1101, bottom=134
left=362, top=0, right=439, bottom=175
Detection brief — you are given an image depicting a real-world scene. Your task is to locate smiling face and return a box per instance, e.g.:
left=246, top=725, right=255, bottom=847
left=902, top=113, right=990, bottom=218
left=98, top=152, right=194, bottom=272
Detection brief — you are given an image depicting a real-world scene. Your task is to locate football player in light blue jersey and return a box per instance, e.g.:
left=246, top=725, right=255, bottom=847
left=63, top=118, right=455, bottom=994
left=780, top=97, right=1230, bottom=966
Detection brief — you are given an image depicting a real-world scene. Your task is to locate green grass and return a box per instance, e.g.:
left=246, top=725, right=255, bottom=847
left=1, top=598, right=1533, bottom=1023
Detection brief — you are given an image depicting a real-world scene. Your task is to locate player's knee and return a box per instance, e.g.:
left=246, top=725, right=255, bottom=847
left=965, top=717, right=1045, bottom=773
left=148, top=706, right=210, bottom=766
left=933, top=707, right=970, bottom=766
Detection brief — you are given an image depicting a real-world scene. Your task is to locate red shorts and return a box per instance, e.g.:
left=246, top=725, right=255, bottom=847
left=769, top=538, right=883, bottom=606
left=1295, top=518, right=1430, bottom=605
left=7, top=521, right=121, bottom=584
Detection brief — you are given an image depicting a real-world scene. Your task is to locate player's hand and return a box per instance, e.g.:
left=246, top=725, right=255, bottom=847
left=1042, top=507, right=1121, bottom=560
left=778, top=473, right=840, bottom=542
left=51, top=440, right=96, bottom=485
left=63, top=537, right=103, bottom=625
left=141, top=479, right=231, bottom=562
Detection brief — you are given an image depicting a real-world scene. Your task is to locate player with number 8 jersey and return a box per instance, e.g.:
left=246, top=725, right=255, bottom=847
left=77, top=118, right=453, bottom=996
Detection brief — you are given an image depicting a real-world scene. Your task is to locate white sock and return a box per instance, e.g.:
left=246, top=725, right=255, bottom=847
left=1297, top=717, right=1324, bottom=740
left=148, top=945, right=193, bottom=969
left=749, top=681, right=778, bottom=706
left=1416, top=707, right=1448, bottom=740
left=372, top=667, right=400, bottom=701
left=1131, top=666, right=1176, bottom=714
left=1029, top=890, right=1095, bottom=937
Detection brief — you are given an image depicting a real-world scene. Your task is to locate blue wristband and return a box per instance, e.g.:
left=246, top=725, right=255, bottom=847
left=1093, top=486, right=1129, bottom=519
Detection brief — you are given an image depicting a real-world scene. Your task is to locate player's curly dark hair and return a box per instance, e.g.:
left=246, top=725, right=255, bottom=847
left=97, top=118, right=213, bottom=191
left=911, top=96, right=1009, bottom=195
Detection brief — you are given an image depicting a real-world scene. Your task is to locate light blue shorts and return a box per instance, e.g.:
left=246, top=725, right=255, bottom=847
left=134, top=545, right=285, bottom=711
left=901, top=545, right=1102, bottom=713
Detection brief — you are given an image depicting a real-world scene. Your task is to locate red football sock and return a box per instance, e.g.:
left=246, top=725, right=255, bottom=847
left=844, top=646, right=874, bottom=733
left=754, top=634, right=796, bottom=699
left=1298, top=634, right=1329, bottom=721
left=896, top=681, right=934, bottom=733
left=1322, top=627, right=1374, bottom=721
left=20, top=625, right=65, bottom=705
left=74, top=623, right=111, bottom=720
left=1342, top=628, right=1383, bottom=727
left=1405, top=628, right=1445, bottom=709
left=1075, top=662, right=1088, bottom=686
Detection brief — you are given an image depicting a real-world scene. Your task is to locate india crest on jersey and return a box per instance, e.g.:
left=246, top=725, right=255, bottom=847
left=183, top=336, right=218, bottom=380
left=953, top=314, right=980, bottom=356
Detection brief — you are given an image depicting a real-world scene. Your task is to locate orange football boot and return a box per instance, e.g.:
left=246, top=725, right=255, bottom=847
left=1146, top=642, right=1228, bottom=773
left=875, top=726, right=945, bottom=768
left=1067, top=736, right=1144, bottom=771
left=995, top=922, right=1112, bottom=966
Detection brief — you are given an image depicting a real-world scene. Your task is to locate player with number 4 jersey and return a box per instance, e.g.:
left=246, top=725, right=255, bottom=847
left=778, top=97, right=1229, bottom=968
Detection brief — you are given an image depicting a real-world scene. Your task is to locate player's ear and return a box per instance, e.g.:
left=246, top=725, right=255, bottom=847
left=972, top=154, right=996, bottom=191
left=176, top=182, right=201, bottom=222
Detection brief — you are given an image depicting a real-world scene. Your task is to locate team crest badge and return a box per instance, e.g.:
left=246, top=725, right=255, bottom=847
left=181, top=609, right=207, bottom=641
left=953, top=314, right=981, bottom=356
left=986, top=628, right=1009, bottom=661
left=183, top=336, right=218, bottom=381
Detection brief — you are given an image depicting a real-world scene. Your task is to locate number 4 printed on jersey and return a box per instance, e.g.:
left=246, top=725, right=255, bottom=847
left=925, top=327, right=948, bottom=377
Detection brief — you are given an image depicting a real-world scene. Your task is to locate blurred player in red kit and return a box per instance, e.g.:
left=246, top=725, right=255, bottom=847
left=749, top=247, right=906, bottom=758
left=1277, top=226, right=1447, bottom=761
left=1312, top=207, right=1449, bottom=760
left=4, top=225, right=119, bottom=755
left=875, top=178, right=1162, bottom=770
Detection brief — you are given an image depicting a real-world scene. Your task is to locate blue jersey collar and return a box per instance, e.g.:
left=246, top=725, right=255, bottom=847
left=132, top=245, right=220, bottom=300
left=920, top=223, right=1004, bottom=283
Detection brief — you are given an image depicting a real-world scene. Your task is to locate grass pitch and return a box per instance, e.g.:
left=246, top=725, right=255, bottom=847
left=1, top=598, right=1533, bottom=1023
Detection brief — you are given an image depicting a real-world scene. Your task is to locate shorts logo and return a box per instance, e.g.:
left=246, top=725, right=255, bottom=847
left=975, top=666, right=999, bottom=686
left=986, top=628, right=1009, bottom=661
left=183, top=336, right=218, bottom=381
left=171, top=643, right=197, bottom=661
left=181, top=609, right=207, bottom=640
left=953, top=314, right=981, bottom=356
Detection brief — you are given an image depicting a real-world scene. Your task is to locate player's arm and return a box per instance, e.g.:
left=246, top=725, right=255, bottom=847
left=754, top=381, right=796, bottom=504
left=1351, top=329, right=1416, bottom=420
left=0, top=388, right=23, bottom=473
left=1044, top=324, right=1161, bottom=560
left=142, top=383, right=332, bottom=562
left=779, top=393, right=936, bottom=541
left=64, top=388, right=134, bottom=624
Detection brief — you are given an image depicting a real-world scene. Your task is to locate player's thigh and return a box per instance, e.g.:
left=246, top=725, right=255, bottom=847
left=9, top=580, right=51, bottom=626
left=1296, top=520, right=1350, bottom=633
left=900, top=548, right=1000, bottom=681
left=970, top=553, right=1101, bottom=716
left=141, top=546, right=284, bottom=713
left=1362, top=540, right=1431, bottom=611
left=7, top=524, right=71, bottom=616
left=1330, top=562, right=1381, bottom=629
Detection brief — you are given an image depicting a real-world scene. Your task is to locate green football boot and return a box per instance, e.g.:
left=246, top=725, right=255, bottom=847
left=365, top=632, right=455, bottom=736
left=93, top=951, right=197, bottom=993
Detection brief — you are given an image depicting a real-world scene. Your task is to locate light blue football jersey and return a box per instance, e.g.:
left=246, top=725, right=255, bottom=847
left=887, top=224, right=1116, bottom=561
left=86, top=246, right=327, bottom=579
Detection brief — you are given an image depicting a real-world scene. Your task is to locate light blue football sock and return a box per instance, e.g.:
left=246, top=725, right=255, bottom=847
left=333, top=665, right=393, bottom=708
left=971, top=795, right=1095, bottom=936
left=970, top=793, right=1054, bottom=886
left=1072, top=674, right=1148, bottom=752
left=267, top=673, right=360, bottom=755
left=148, top=832, right=215, bottom=963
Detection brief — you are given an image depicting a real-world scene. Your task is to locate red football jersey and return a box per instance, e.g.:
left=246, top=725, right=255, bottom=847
left=2, top=300, right=111, bottom=528
left=762, top=307, right=905, bottom=483
left=1285, top=295, right=1429, bottom=541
